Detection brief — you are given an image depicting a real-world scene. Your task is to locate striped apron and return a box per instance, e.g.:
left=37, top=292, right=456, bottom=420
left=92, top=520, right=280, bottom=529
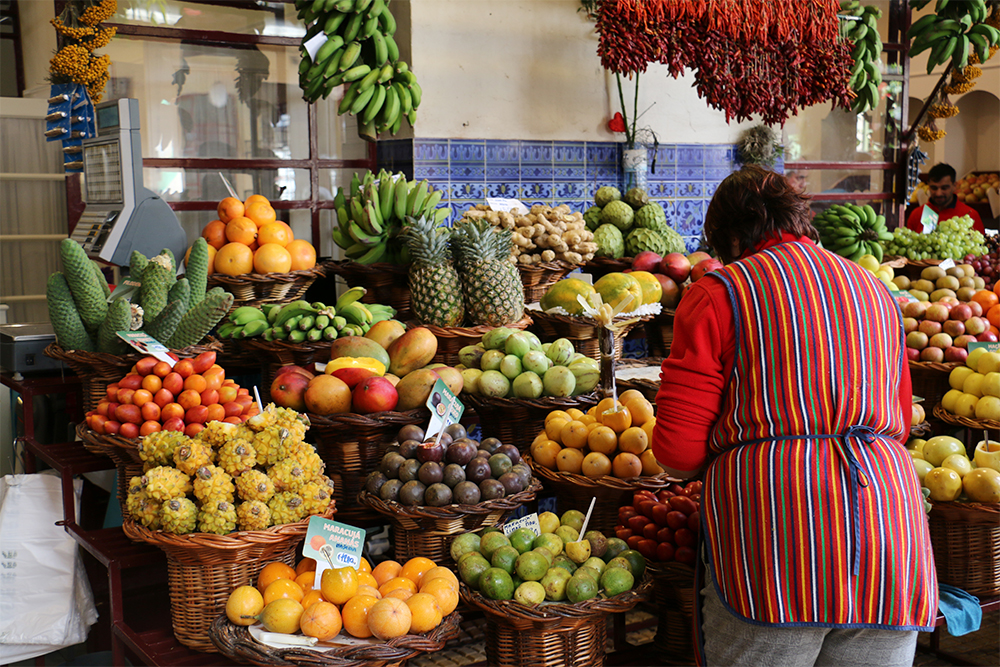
left=700, top=242, right=937, bottom=631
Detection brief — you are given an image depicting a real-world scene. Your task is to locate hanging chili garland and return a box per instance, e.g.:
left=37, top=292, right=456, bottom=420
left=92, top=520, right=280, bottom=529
left=595, top=0, right=853, bottom=125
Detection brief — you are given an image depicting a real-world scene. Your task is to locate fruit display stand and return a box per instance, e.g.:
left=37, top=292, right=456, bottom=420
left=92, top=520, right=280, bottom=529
left=323, top=260, right=413, bottom=320
left=357, top=479, right=542, bottom=566
left=524, top=456, right=677, bottom=535
left=527, top=307, right=658, bottom=362
left=582, top=256, right=635, bottom=282
left=518, top=260, right=580, bottom=304
left=457, top=576, right=651, bottom=667
left=933, top=402, right=1000, bottom=431
left=243, top=338, right=334, bottom=403
left=121, top=507, right=335, bottom=653
left=926, top=500, right=1000, bottom=598
left=44, top=339, right=223, bottom=412
left=647, top=561, right=696, bottom=665
left=206, top=266, right=327, bottom=311
left=208, top=612, right=463, bottom=667
left=417, top=314, right=533, bottom=367
left=909, top=360, right=960, bottom=412
left=462, top=392, right=601, bottom=453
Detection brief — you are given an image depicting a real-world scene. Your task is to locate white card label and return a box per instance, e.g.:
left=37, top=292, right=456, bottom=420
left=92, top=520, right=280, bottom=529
left=502, top=513, right=541, bottom=537
left=486, top=197, right=529, bottom=215
left=304, top=33, right=328, bottom=62
left=920, top=206, right=938, bottom=234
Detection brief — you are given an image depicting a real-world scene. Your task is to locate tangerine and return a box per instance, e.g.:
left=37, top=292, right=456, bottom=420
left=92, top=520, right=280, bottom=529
left=263, top=578, right=304, bottom=605
left=254, top=243, right=293, bottom=274
left=988, top=304, right=1000, bottom=330
left=612, top=452, right=643, bottom=478
left=321, top=566, right=359, bottom=605
left=218, top=197, right=245, bottom=223
left=201, top=220, right=228, bottom=250
left=258, top=222, right=292, bottom=247
left=341, top=594, right=379, bottom=638
left=215, top=243, right=254, bottom=276
left=972, top=290, right=999, bottom=311
left=419, top=577, right=459, bottom=615
left=587, top=425, right=619, bottom=455
left=582, top=451, right=612, bottom=478
left=225, top=217, right=258, bottom=245
left=399, top=557, right=436, bottom=587
left=618, top=426, right=649, bottom=454
left=245, top=201, right=277, bottom=228
left=226, top=585, right=264, bottom=626
left=371, top=560, right=402, bottom=587
left=379, top=576, right=417, bottom=597
left=286, top=239, right=317, bottom=271
left=384, top=587, right=414, bottom=601
left=300, top=601, right=342, bottom=641
left=405, top=592, right=443, bottom=633
left=258, top=562, right=297, bottom=592
left=244, top=194, right=270, bottom=208
left=560, top=420, right=590, bottom=449
left=368, top=597, right=412, bottom=639
left=556, top=447, right=585, bottom=474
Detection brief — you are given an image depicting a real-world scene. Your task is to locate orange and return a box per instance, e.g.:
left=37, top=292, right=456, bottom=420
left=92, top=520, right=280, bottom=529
left=301, top=589, right=324, bottom=610
left=225, top=216, right=258, bottom=245
left=545, top=417, right=570, bottom=443
left=619, top=390, right=646, bottom=406
left=257, top=562, right=297, bottom=593
left=596, top=397, right=621, bottom=417
left=321, top=566, right=359, bottom=605
left=587, top=425, right=619, bottom=456
left=201, top=220, right=228, bottom=250
left=399, top=557, right=436, bottom=588
left=566, top=408, right=585, bottom=420
left=618, top=426, right=649, bottom=455
left=586, top=421, right=605, bottom=434
left=405, top=592, right=443, bottom=633
left=296, top=558, right=317, bottom=575
left=419, top=577, right=459, bottom=615
left=545, top=410, right=572, bottom=425
left=420, top=566, right=459, bottom=590
left=992, top=325, right=1000, bottom=338
left=988, top=304, right=1000, bottom=330
left=286, top=239, right=317, bottom=271
left=257, top=222, right=292, bottom=247
left=612, top=452, right=643, bottom=478
left=379, top=576, right=417, bottom=597
left=581, top=451, right=612, bottom=478
left=341, top=594, right=379, bottom=638
left=263, top=578, right=304, bottom=605
left=371, top=560, right=402, bottom=587
left=275, top=220, right=295, bottom=240
left=623, top=397, right=654, bottom=425
left=295, top=571, right=315, bottom=591
left=254, top=243, right=293, bottom=274
left=244, top=194, right=270, bottom=208
left=357, top=571, right=379, bottom=589
left=300, top=601, right=342, bottom=641
left=367, top=597, right=412, bottom=639
left=641, top=418, right=656, bottom=443
left=358, top=557, right=372, bottom=573
left=530, top=439, right=561, bottom=470
left=560, top=420, right=589, bottom=449
left=578, top=414, right=597, bottom=426
left=215, top=243, right=254, bottom=276
left=357, top=584, right=382, bottom=599
left=972, top=290, right=999, bottom=311
left=217, top=197, right=245, bottom=223
left=245, top=201, right=277, bottom=228
left=384, top=587, right=414, bottom=601
left=556, top=447, right=585, bottom=474
left=994, top=281, right=1000, bottom=297
left=602, top=404, right=633, bottom=434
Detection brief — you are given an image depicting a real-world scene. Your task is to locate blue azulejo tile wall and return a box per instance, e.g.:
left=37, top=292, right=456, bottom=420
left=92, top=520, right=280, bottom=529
left=377, top=139, right=740, bottom=253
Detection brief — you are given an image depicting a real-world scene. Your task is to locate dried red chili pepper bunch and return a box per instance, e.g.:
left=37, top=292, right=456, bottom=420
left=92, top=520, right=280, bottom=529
left=596, top=0, right=853, bottom=125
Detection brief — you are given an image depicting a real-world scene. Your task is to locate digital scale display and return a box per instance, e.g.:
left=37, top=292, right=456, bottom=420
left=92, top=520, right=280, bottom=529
left=83, top=141, right=124, bottom=203
left=97, top=103, right=120, bottom=131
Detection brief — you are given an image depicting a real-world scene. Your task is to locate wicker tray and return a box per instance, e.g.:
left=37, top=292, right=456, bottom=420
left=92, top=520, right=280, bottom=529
left=216, top=336, right=262, bottom=371
left=323, top=259, right=411, bottom=319
left=933, top=403, right=1000, bottom=431
left=122, top=507, right=334, bottom=652
left=648, top=562, right=697, bottom=665
left=461, top=392, right=600, bottom=453
left=44, top=339, right=223, bottom=412
left=911, top=421, right=933, bottom=439
left=458, top=575, right=651, bottom=667
left=413, top=315, right=533, bottom=366
left=615, top=357, right=665, bottom=403
left=209, top=611, right=462, bottom=667
left=207, top=265, right=326, bottom=310
left=525, top=455, right=679, bottom=535
left=910, top=361, right=958, bottom=413
left=927, top=500, right=1000, bottom=597
left=76, top=423, right=143, bottom=504
left=582, top=256, right=635, bottom=282
left=528, top=309, right=653, bottom=361
left=645, top=308, right=676, bottom=358
left=241, top=338, right=334, bottom=403
left=518, top=260, right=580, bottom=304
left=357, top=478, right=542, bottom=566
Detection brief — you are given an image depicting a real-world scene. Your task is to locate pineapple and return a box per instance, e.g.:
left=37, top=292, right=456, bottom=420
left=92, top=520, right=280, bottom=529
left=193, top=465, right=235, bottom=503
left=173, top=442, right=213, bottom=476
left=137, top=431, right=188, bottom=467
left=142, top=466, right=192, bottom=501
left=451, top=218, right=525, bottom=326
left=235, top=469, right=275, bottom=503
left=236, top=500, right=271, bottom=531
left=268, top=492, right=306, bottom=525
left=402, top=215, right=465, bottom=326
left=160, top=498, right=198, bottom=534
left=198, top=500, right=237, bottom=535
left=217, top=439, right=257, bottom=477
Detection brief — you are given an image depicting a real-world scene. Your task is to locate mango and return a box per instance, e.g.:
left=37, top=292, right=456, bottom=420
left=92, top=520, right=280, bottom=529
left=395, top=368, right=440, bottom=411
left=329, top=336, right=391, bottom=369
left=387, top=327, right=438, bottom=376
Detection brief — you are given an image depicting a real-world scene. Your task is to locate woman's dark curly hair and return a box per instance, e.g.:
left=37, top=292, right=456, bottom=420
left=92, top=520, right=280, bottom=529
left=704, top=165, right=818, bottom=264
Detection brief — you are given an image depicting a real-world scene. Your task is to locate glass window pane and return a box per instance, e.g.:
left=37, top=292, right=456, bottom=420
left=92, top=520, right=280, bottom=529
left=115, top=1, right=305, bottom=39
left=316, top=88, right=372, bottom=160
left=789, top=169, right=886, bottom=196
left=143, top=167, right=311, bottom=204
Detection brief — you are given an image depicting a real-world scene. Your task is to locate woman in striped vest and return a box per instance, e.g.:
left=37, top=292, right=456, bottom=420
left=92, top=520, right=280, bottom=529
left=652, top=165, right=937, bottom=666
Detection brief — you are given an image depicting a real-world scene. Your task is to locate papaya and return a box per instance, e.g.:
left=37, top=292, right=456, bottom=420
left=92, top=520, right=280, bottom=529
left=628, top=271, right=663, bottom=305
left=387, top=327, right=438, bottom=377
left=593, top=273, right=643, bottom=314
left=329, top=336, right=391, bottom=369
left=540, top=278, right=596, bottom=315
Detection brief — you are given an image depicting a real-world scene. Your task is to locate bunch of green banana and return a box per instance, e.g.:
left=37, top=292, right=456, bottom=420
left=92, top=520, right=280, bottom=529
left=839, top=2, right=883, bottom=113
left=908, top=0, right=1000, bottom=74
left=331, top=169, right=451, bottom=265
left=813, top=203, right=894, bottom=263
left=294, top=0, right=422, bottom=140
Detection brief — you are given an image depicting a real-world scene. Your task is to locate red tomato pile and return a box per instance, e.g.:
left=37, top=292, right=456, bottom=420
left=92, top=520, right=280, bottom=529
left=615, top=481, right=702, bottom=566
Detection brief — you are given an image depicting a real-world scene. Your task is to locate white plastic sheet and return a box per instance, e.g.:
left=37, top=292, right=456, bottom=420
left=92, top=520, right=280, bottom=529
left=0, top=472, right=98, bottom=662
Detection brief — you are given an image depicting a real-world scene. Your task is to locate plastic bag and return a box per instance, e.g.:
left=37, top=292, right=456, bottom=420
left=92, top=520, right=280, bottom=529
left=0, top=472, right=98, bottom=662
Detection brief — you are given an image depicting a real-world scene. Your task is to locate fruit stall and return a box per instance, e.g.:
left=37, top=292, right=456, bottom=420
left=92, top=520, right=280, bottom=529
left=5, top=0, right=1000, bottom=666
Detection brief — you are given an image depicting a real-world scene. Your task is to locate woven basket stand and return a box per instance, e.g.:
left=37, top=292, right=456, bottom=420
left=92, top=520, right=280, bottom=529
left=461, top=392, right=600, bottom=454
left=528, top=309, right=651, bottom=362
left=927, top=501, right=1000, bottom=598
left=648, top=562, right=697, bottom=665
left=206, top=265, right=326, bottom=311
left=518, top=260, right=580, bottom=304
left=323, top=260, right=412, bottom=320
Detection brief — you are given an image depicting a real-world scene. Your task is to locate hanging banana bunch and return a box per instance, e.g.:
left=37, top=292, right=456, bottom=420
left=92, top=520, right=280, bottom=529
left=294, top=0, right=422, bottom=141
left=907, top=0, right=1000, bottom=76
left=839, top=1, right=883, bottom=113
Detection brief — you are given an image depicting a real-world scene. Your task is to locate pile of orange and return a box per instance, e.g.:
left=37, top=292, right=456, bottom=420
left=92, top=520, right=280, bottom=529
left=530, top=390, right=663, bottom=479
left=225, top=556, right=455, bottom=641
left=972, top=288, right=1000, bottom=338
left=194, top=194, right=317, bottom=277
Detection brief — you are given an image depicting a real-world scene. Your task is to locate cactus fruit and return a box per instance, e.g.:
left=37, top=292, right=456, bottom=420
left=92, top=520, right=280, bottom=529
left=98, top=299, right=132, bottom=354
left=217, top=439, right=257, bottom=477
left=193, top=465, right=236, bottom=503
left=236, top=500, right=271, bottom=531
left=185, top=238, right=209, bottom=306
left=198, top=500, right=237, bottom=534
left=268, top=459, right=309, bottom=493
left=137, top=431, right=188, bottom=467
left=46, top=272, right=95, bottom=351
left=165, top=288, right=233, bottom=349
left=91, top=260, right=111, bottom=299
left=60, top=238, right=107, bottom=334
left=173, top=442, right=214, bottom=476
left=142, top=466, right=193, bottom=502
left=235, top=469, right=275, bottom=503
left=268, top=492, right=306, bottom=525
left=160, top=498, right=198, bottom=534
left=129, top=250, right=149, bottom=281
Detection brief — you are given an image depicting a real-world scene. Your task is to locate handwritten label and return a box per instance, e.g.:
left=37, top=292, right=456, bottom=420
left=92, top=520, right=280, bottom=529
left=425, top=378, right=464, bottom=438
left=486, top=197, right=529, bottom=215
left=937, top=258, right=956, bottom=270
left=967, top=341, right=1000, bottom=353
left=920, top=206, right=938, bottom=234
left=116, top=331, right=174, bottom=365
left=502, top=513, right=541, bottom=537
left=304, top=517, right=366, bottom=588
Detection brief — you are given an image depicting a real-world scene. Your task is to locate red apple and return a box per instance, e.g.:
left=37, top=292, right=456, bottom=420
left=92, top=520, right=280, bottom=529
left=944, top=347, right=969, bottom=363
left=691, top=258, right=724, bottom=282
left=270, top=371, right=311, bottom=411
left=955, top=334, right=977, bottom=349
left=966, top=317, right=987, bottom=335
left=906, top=347, right=921, bottom=361
left=950, top=304, right=973, bottom=321
left=331, top=367, right=378, bottom=390
left=969, top=301, right=985, bottom=317
left=659, top=253, right=691, bottom=283
left=920, top=347, right=945, bottom=362
left=925, top=304, right=950, bottom=323
left=632, top=250, right=663, bottom=272
left=902, top=302, right=927, bottom=319
left=943, top=320, right=965, bottom=337
left=351, top=376, right=399, bottom=413
left=906, top=331, right=929, bottom=350
left=902, top=317, right=918, bottom=334
left=978, top=331, right=999, bottom=342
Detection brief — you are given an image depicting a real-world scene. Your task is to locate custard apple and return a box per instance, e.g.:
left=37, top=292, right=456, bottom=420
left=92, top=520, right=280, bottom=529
left=600, top=200, right=635, bottom=231
left=634, top=203, right=669, bottom=234
left=584, top=205, right=603, bottom=231
left=594, top=186, right=621, bottom=208
left=593, top=224, right=625, bottom=259
left=624, top=187, right=649, bottom=210
left=626, top=229, right=669, bottom=257
left=658, top=227, right=687, bottom=255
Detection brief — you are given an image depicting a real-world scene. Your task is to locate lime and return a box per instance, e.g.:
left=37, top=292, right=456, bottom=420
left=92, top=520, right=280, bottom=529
left=480, top=531, right=512, bottom=561
left=514, top=551, right=549, bottom=582
left=509, top=527, right=537, bottom=554
left=532, top=547, right=555, bottom=566
left=583, top=557, right=606, bottom=575
left=491, top=545, right=520, bottom=575
left=480, top=567, right=515, bottom=601
left=554, top=525, right=579, bottom=544
left=601, top=566, right=634, bottom=597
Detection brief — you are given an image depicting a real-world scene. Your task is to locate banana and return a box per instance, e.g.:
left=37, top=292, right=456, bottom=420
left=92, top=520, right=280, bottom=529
left=408, top=81, right=423, bottom=109
left=353, top=302, right=374, bottom=323
left=361, top=14, right=379, bottom=39
left=394, top=82, right=412, bottom=114
left=406, top=108, right=417, bottom=128
left=837, top=241, right=861, bottom=258
left=272, top=327, right=289, bottom=340
left=408, top=180, right=430, bottom=216
left=349, top=220, right=383, bottom=246
left=361, top=84, right=387, bottom=125
left=345, top=243, right=369, bottom=259
left=323, top=326, right=339, bottom=341
left=371, top=30, right=388, bottom=65
left=861, top=204, right=876, bottom=226
left=969, top=25, right=1000, bottom=44
left=378, top=4, right=396, bottom=34
left=356, top=244, right=387, bottom=265
left=343, top=64, right=373, bottom=83
left=274, top=301, right=317, bottom=328
left=336, top=286, right=367, bottom=310
left=390, top=109, right=404, bottom=135
left=393, top=177, right=411, bottom=221
left=240, top=320, right=268, bottom=338
left=379, top=85, right=401, bottom=129
left=324, top=10, right=348, bottom=34
left=422, top=189, right=443, bottom=217
left=364, top=200, right=384, bottom=234
left=217, top=322, right=238, bottom=338
left=434, top=207, right=451, bottom=225
left=338, top=80, right=363, bottom=114
left=377, top=62, right=395, bottom=85
left=384, top=33, right=400, bottom=61
left=338, top=41, right=362, bottom=72
left=349, top=83, right=376, bottom=115
left=232, top=306, right=267, bottom=326
left=288, top=330, right=307, bottom=344
left=298, top=315, right=315, bottom=331
left=315, top=314, right=331, bottom=330
left=314, top=34, right=344, bottom=65
left=355, top=0, right=374, bottom=11
left=378, top=174, right=395, bottom=221
left=368, top=0, right=386, bottom=18
left=342, top=11, right=364, bottom=42
left=333, top=316, right=347, bottom=331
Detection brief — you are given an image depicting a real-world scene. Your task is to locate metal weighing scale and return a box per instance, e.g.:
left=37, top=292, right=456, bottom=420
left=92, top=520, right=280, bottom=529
left=70, top=98, right=187, bottom=267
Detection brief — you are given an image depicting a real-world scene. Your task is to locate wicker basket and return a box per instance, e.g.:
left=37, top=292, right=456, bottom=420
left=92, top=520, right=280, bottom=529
left=241, top=338, right=334, bottom=403
left=528, top=309, right=653, bottom=361
left=645, top=309, right=676, bottom=358
left=933, top=403, right=1000, bottom=431
left=323, top=260, right=412, bottom=320
left=308, top=409, right=428, bottom=514
left=518, top=260, right=580, bottom=304
left=357, top=478, right=542, bottom=567
left=525, top=455, right=679, bottom=535
left=44, top=339, right=223, bottom=412
left=121, top=507, right=334, bottom=652
left=911, top=421, right=933, bottom=439
left=206, top=265, right=326, bottom=311
left=209, top=611, right=462, bottom=666
left=927, top=500, right=1000, bottom=597
left=910, top=361, right=959, bottom=412
left=216, top=337, right=262, bottom=371
left=458, top=575, right=651, bottom=667
left=414, top=315, right=533, bottom=366
left=76, top=423, right=143, bottom=505
left=461, top=392, right=600, bottom=454
left=582, top=256, right=635, bottom=282
left=648, top=562, right=697, bottom=665
left=615, top=357, right=665, bottom=403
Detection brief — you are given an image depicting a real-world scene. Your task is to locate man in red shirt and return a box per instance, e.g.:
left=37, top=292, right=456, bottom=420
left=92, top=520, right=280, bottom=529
left=905, top=163, right=984, bottom=234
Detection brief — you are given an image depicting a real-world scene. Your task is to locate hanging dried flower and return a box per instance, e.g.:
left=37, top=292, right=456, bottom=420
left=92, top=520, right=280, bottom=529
left=917, top=121, right=946, bottom=143
left=48, top=0, right=116, bottom=103
left=928, top=103, right=959, bottom=119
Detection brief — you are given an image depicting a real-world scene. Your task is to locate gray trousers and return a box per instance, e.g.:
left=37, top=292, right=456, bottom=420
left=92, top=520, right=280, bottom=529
left=701, top=573, right=919, bottom=667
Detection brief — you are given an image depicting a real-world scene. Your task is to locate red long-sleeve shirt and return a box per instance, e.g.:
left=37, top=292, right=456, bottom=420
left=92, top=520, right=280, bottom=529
left=905, top=197, right=984, bottom=235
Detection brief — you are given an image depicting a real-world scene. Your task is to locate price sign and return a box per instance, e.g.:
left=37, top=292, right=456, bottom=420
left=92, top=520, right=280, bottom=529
left=303, top=517, right=366, bottom=588
left=920, top=206, right=938, bottom=234
left=425, top=378, right=464, bottom=439
left=502, top=512, right=540, bottom=537
left=486, top=197, right=528, bottom=215
left=116, top=331, right=174, bottom=365
left=968, top=341, right=1000, bottom=353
